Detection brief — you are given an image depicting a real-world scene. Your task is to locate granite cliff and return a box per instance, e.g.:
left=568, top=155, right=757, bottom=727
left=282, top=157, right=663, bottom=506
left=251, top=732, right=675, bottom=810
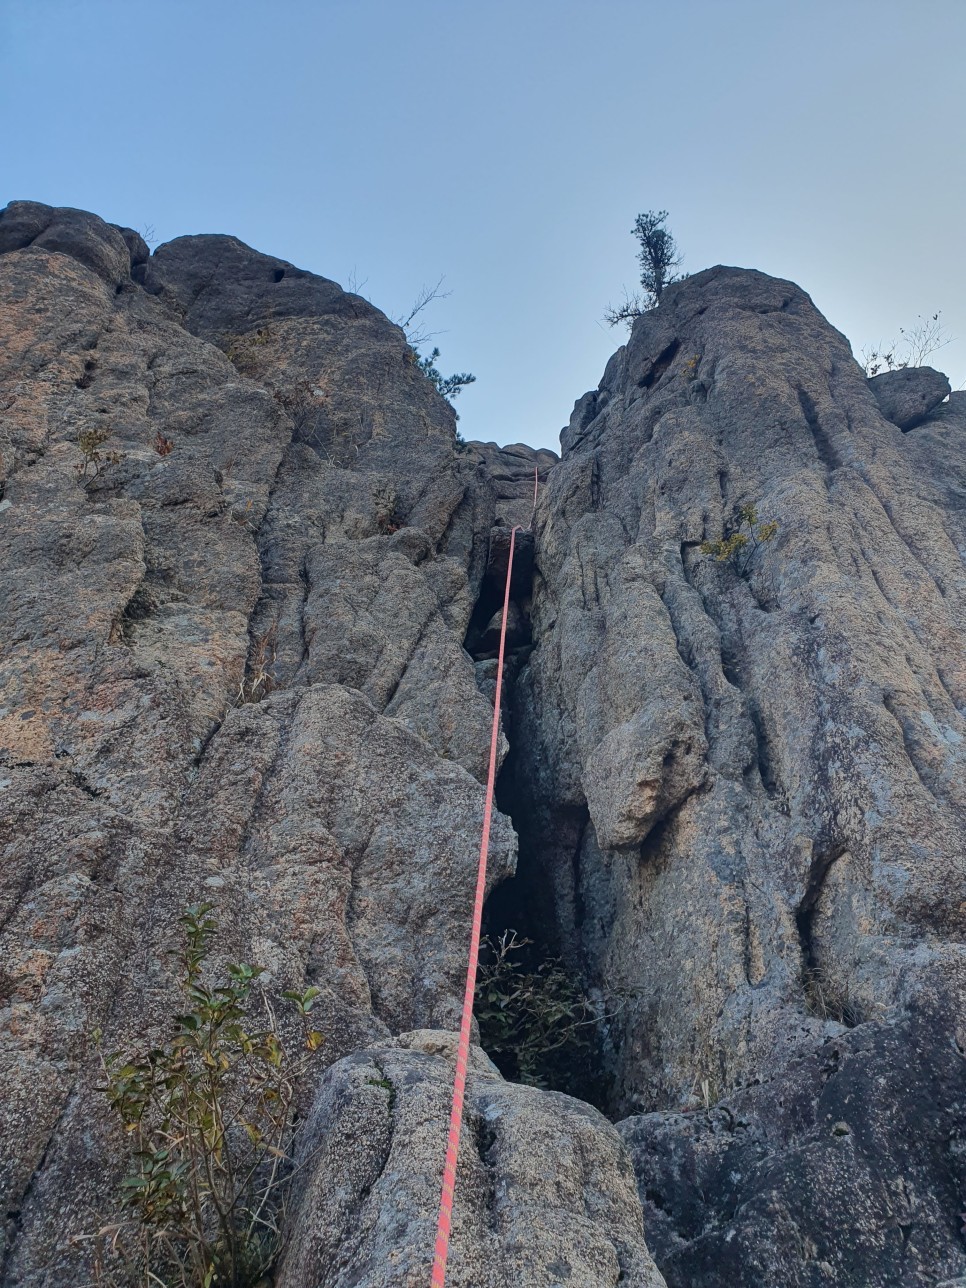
left=0, top=201, right=963, bottom=1287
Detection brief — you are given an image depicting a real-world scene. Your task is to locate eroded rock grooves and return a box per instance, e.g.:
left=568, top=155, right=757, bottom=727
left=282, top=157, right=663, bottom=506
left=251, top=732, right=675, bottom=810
left=0, top=201, right=964, bottom=1287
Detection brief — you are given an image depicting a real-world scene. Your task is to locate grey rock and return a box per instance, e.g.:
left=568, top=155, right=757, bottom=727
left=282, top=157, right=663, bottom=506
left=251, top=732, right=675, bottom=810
left=478, top=601, right=528, bottom=655
left=505, top=265, right=966, bottom=1280
left=464, top=440, right=558, bottom=529
left=619, top=1006, right=966, bottom=1286
left=0, top=202, right=521, bottom=1284
left=3, top=206, right=964, bottom=1288
left=0, top=199, right=133, bottom=286
left=110, top=224, right=151, bottom=270
left=868, top=364, right=951, bottom=430
left=277, top=1035, right=667, bottom=1288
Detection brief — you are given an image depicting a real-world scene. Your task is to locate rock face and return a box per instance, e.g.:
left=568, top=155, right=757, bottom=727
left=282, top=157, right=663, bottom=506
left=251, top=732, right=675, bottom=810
left=277, top=1031, right=666, bottom=1288
left=868, top=364, right=951, bottom=430
left=512, top=266, right=966, bottom=1284
left=619, top=1006, right=966, bottom=1287
left=0, top=205, right=964, bottom=1287
left=0, top=201, right=557, bottom=1285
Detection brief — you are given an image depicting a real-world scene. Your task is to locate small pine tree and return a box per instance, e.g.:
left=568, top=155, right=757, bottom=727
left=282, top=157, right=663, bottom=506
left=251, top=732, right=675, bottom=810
left=606, top=209, right=684, bottom=326
left=415, top=347, right=476, bottom=418
left=632, top=210, right=683, bottom=304
left=701, top=504, right=779, bottom=577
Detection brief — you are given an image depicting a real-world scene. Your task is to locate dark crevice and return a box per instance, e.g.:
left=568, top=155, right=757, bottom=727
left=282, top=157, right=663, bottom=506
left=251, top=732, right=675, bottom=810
left=0, top=1086, right=79, bottom=1284
left=743, top=698, right=780, bottom=801
left=796, top=845, right=863, bottom=1027
left=472, top=1111, right=500, bottom=1232
left=297, top=551, right=311, bottom=669
left=797, top=387, right=841, bottom=473
left=462, top=530, right=534, bottom=661
left=192, top=714, right=226, bottom=768
left=71, top=770, right=103, bottom=799
left=464, top=529, right=613, bottom=1110
left=638, top=340, right=681, bottom=390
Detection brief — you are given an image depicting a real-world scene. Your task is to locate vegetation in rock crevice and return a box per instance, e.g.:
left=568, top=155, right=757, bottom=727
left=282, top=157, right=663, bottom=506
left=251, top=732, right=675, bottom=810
left=475, top=929, right=607, bottom=1102
left=700, top=503, right=779, bottom=578
left=88, top=904, right=323, bottom=1288
left=462, top=533, right=614, bottom=1109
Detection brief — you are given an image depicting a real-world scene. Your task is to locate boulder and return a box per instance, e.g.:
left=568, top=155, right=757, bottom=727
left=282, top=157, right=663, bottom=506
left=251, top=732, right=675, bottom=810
left=868, top=364, right=951, bottom=430
left=619, top=1003, right=966, bottom=1287
left=277, top=1034, right=668, bottom=1288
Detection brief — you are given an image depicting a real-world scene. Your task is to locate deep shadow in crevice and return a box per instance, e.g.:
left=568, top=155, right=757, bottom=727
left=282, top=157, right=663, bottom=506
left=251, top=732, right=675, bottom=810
left=638, top=340, right=681, bottom=390
left=462, top=532, right=614, bottom=1109
left=478, top=718, right=613, bottom=1108
left=796, top=845, right=863, bottom=1028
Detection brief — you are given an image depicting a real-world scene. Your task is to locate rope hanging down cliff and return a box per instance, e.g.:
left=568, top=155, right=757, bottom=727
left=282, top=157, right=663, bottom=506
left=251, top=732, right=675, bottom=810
left=429, top=468, right=538, bottom=1288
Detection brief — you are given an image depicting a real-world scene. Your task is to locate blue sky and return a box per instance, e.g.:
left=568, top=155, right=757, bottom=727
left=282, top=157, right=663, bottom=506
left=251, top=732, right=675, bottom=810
left=3, top=0, right=964, bottom=450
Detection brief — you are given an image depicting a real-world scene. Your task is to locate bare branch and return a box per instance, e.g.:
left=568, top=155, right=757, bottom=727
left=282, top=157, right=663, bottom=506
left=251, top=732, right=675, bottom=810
left=861, top=311, right=954, bottom=376
left=393, top=276, right=451, bottom=336
left=604, top=289, right=646, bottom=328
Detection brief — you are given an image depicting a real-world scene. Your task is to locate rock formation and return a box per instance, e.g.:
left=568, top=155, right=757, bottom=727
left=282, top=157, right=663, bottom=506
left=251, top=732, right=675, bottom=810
left=514, top=267, right=966, bottom=1284
left=0, top=200, right=963, bottom=1287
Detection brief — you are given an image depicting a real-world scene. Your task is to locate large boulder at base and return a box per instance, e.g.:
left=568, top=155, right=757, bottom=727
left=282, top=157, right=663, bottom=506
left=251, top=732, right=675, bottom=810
left=277, top=1032, right=667, bottom=1288
left=619, top=1002, right=966, bottom=1287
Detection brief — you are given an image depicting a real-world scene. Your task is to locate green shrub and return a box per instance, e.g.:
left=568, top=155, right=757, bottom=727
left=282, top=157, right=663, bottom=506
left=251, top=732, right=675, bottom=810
left=701, top=503, right=779, bottom=577
left=475, top=931, right=603, bottom=1099
left=92, top=904, right=322, bottom=1287
left=415, top=347, right=475, bottom=418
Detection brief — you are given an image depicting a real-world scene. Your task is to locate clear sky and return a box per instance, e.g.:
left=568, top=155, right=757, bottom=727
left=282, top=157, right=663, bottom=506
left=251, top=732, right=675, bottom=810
left=2, top=0, right=964, bottom=451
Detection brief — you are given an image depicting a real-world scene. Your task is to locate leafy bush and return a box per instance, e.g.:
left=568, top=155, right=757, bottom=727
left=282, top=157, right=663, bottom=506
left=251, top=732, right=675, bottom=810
left=701, top=503, right=779, bottom=577
left=92, top=904, right=322, bottom=1287
left=475, top=930, right=604, bottom=1100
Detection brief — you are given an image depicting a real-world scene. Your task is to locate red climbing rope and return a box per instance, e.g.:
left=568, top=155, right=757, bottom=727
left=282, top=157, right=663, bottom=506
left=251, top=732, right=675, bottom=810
left=430, top=471, right=537, bottom=1287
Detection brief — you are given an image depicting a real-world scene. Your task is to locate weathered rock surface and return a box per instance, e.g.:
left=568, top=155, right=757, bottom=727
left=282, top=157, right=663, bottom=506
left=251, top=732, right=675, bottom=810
left=619, top=1006, right=966, bottom=1287
left=2, top=203, right=965, bottom=1288
left=868, top=364, right=952, bottom=430
left=277, top=1032, right=666, bottom=1288
left=507, top=265, right=966, bottom=1282
left=0, top=201, right=527, bottom=1284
